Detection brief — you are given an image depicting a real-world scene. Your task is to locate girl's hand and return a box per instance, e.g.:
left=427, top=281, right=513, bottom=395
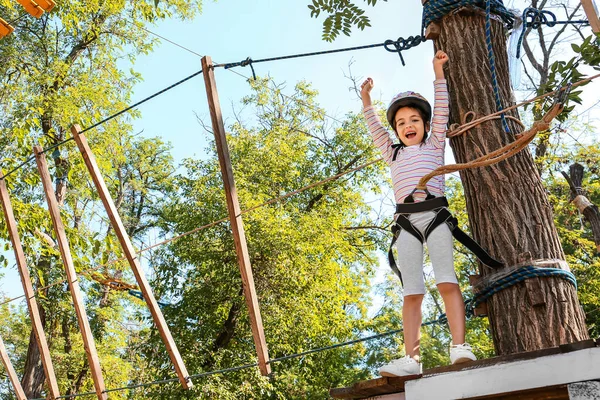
left=433, top=50, right=449, bottom=67
left=360, top=78, right=374, bottom=107
left=361, top=78, right=374, bottom=96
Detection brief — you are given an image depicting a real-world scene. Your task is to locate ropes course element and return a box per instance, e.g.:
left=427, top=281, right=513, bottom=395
left=516, top=8, right=591, bottom=59
left=215, top=34, right=426, bottom=79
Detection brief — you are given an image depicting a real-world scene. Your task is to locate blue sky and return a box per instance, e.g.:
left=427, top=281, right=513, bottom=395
left=127, top=0, right=433, bottom=164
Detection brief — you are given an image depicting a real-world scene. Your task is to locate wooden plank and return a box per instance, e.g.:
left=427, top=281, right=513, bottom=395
left=332, top=342, right=597, bottom=399
left=425, top=22, right=441, bottom=40
left=71, top=127, right=193, bottom=389
left=201, top=56, right=271, bottom=376
left=0, top=176, right=61, bottom=399
left=423, top=339, right=596, bottom=376
left=33, top=145, right=108, bottom=400
left=580, top=0, right=600, bottom=33
left=331, top=375, right=419, bottom=399
left=470, top=385, right=568, bottom=399
left=0, top=336, right=27, bottom=400
left=405, top=347, right=600, bottom=400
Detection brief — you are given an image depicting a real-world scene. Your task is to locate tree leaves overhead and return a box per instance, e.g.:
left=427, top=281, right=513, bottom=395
left=307, top=0, right=384, bottom=41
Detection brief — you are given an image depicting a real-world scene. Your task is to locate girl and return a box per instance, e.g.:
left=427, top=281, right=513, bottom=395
left=360, top=50, right=476, bottom=377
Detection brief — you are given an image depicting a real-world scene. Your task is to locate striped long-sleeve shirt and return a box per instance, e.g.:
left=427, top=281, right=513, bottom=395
left=363, top=79, right=450, bottom=203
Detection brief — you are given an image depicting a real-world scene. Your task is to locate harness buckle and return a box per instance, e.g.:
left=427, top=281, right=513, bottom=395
left=446, top=217, right=458, bottom=231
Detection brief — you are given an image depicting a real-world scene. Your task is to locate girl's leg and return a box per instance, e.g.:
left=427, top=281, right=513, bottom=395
left=437, top=283, right=465, bottom=345
left=403, top=294, right=424, bottom=359
left=396, top=228, right=426, bottom=359
left=427, top=223, right=465, bottom=345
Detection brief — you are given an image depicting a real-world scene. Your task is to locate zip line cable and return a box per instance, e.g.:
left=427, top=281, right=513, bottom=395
left=124, top=20, right=204, bottom=58
left=0, top=69, right=204, bottom=181
left=214, top=34, right=426, bottom=77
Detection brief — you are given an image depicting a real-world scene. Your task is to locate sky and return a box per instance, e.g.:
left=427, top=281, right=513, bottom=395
left=1, top=0, right=600, bottom=310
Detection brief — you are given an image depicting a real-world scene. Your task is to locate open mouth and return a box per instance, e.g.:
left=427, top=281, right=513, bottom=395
left=405, top=132, right=416, bottom=139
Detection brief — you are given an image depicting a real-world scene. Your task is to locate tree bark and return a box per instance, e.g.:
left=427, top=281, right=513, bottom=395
left=21, top=259, right=50, bottom=398
left=21, top=312, right=46, bottom=398
left=562, top=163, right=600, bottom=254
left=435, top=8, right=589, bottom=355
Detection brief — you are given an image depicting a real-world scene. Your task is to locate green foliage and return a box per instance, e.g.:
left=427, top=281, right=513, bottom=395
left=307, top=0, right=384, bottom=41
left=531, top=34, right=600, bottom=123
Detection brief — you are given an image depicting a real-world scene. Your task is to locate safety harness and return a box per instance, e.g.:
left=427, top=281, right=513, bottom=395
left=389, top=191, right=503, bottom=284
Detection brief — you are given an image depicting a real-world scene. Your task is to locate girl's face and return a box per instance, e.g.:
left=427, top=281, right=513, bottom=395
left=394, top=107, right=428, bottom=146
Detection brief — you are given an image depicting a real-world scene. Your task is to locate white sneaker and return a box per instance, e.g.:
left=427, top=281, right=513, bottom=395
left=379, top=356, right=422, bottom=377
left=450, top=343, right=477, bottom=364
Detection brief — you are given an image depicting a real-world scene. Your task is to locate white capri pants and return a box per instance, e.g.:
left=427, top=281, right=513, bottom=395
left=396, top=210, right=458, bottom=296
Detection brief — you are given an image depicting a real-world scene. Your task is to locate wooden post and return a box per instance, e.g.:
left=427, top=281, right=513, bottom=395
left=201, top=56, right=271, bottom=376
left=581, top=0, right=600, bottom=33
left=0, top=176, right=61, bottom=399
left=33, top=146, right=108, bottom=400
left=71, top=127, right=193, bottom=389
left=0, top=336, right=27, bottom=400
left=422, top=0, right=441, bottom=39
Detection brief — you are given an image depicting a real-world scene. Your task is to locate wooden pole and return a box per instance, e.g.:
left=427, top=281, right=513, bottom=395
left=0, top=336, right=27, bottom=400
left=201, top=56, right=271, bottom=376
left=33, top=146, right=108, bottom=400
left=0, top=176, right=61, bottom=399
left=581, top=0, right=600, bottom=33
left=71, top=127, right=193, bottom=389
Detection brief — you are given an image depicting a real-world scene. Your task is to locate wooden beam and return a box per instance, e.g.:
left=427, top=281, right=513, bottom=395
left=0, top=176, right=61, bottom=399
left=0, top=336, right=27, bottom=400
left=331, top=375, right=417, bottom=399
left=581, top=0, right=600, bottom=33
left=33, top=145, right=108, bottom=400
left=201, top=56, right=271, bottom=376
left=71, top=127, right=193, bottom=389
left=425, top=22, right=441, bottom=40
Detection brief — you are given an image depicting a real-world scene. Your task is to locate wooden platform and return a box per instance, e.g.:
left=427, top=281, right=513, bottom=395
left=330, top=339, right=600, bottom=400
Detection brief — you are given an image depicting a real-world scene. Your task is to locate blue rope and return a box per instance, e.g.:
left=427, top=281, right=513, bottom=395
left=516, top=8, right=590, bottom=59
left=469, top=266, right=577, bottom=309
left=422, top=0, right=515, bottom=32
left=484, top=0, right=511, bottom=133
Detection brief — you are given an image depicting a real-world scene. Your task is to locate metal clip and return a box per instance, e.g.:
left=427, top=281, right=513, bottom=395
left=555, top=82, right=572, bottom=106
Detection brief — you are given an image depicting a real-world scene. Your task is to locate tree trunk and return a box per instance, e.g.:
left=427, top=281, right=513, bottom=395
left=21, top=259, right=50, bottom=398
left=435, top=8, right=589, bottom=355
